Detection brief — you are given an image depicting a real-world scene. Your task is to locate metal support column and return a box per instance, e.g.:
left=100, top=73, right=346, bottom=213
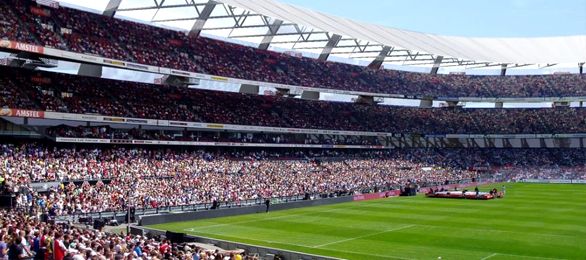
left=103, top=0, right=122, bottom=17
left=258, top=19, right=283, bottom=50
left=318, top=34, right=342, bottom=61
left=189, top=1, right=217, bottom=38
left=500, top=64, right=507, bottom=76
left=430, top=56, right=443, bottom=74
left=367, top=46, right=392, bottom=70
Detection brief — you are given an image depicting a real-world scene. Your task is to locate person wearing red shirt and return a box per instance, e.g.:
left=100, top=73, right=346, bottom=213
left=159, top=239, right=171, bottom=256
left=52, top=233, right=66, bottom=260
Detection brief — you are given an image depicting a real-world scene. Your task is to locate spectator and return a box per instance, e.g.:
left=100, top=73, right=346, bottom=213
left=2, top=67, right=586, bottom=135
left=1, top=0, right=584, bottom=98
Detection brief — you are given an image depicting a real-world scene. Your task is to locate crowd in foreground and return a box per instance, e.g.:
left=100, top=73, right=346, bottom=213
left=0, top=0, right=585, bottom=98
left=0, top=209, right=255, bottom=259
left=3, top=67, right=586, bottom=135
left=2, top=143, right=586, bottom=216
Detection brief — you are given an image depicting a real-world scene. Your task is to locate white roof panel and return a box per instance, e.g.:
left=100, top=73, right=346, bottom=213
left=219, top=0, right=586, bottom=64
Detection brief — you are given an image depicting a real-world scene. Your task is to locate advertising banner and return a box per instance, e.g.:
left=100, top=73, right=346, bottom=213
left=0, top=108, right=44, bottom=118
left=103, top=59, right=126, bottom=67
left=54, top=138, right=389, bottom=149
left=0, top=40, right=44, bottom=54
left=518, top=179, right=583, bottom=184
left=353, top=190, right=400, bottom=201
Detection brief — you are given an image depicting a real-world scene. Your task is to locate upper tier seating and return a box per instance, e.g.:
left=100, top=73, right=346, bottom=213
left=0, top=0, right=584, bottom=98
left=1, top=68, right=586, bottom=134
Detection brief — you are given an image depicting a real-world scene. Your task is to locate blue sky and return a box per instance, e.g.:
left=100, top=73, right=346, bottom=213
left=279, top=0, right=586, bottom=37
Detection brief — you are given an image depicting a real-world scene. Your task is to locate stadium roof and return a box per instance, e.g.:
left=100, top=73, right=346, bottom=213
left=65, top=0, right=586, bottom=69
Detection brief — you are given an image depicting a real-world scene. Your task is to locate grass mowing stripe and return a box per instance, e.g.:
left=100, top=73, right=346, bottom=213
left=188, top=230, right=421, bottom=260
left=150, top=183, right=586, bottom=259
left=312, top=224, right=416, bottom=248
left=186, top=230, right=570, bottom=260
left=255, top=212, right=581, bottom=240
left=183, top=206, right=347, bottom=231
left=297, top=209, right=586, bottom=236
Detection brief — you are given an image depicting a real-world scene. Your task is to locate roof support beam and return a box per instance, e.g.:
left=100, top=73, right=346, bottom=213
left=258, top=19, right=283, bottom=50
left=103, top=0, right=122, bottom=18
left=188, top=1, right=217, bottom=38
left=430, top=55, right=443, bottom=74
left=500, top=64, right=507, bottom=76
left=318, top=34, right=342, bottom=61
left=118, top=3, right=208, bottom=12
left=230, top=31, right=325, bottom=39
left=367, top=46, right=393, bottom=69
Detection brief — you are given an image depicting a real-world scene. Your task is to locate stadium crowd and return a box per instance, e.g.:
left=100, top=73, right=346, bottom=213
left=0, top=209, right=255, bottom=259
left=2, top=143, right=585, bottom=215
left=1, top=0, right=585, bottom=98
left=3, top=68, right=586, bottom=135
left=3, top=143, right=476, bottom=214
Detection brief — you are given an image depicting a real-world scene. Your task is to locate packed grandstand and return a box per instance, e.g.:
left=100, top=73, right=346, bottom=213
left=2, top=67, right=586, bottom=134
left=0, top=0, right=586, bottom=259
left=3, top=143, right=586, bottom=215
left=1, top=0, right=585, bottom=98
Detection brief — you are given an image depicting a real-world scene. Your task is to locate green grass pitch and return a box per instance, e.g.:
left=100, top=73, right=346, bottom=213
left=149, top=183, right=586, bottom=259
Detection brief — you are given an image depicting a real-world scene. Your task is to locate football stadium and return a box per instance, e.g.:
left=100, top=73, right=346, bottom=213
left=0, top=0, right=585, bottom=259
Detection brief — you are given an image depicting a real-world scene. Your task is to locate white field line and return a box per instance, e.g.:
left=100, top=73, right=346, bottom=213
left=197, top=234, right=414, bottom=260
left=312, top=224, right=416, bottom=248
left=180, top=226, right=570, bottom=260
left=414, top=224, right=579, bottom=239
left=480, top=253, right=498, bottom=260
left=147, top=227, right=347, bottom=260
left=178, top=199, right=573, bottom=260
left=490, top=253, right=568, bottom=260
left=321, top=248, right=414, bottom=260
left=184, top=197, right=400, bottom=232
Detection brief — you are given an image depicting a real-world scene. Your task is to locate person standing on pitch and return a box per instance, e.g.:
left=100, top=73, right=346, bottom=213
left=265, top=199, right=270, bottom=213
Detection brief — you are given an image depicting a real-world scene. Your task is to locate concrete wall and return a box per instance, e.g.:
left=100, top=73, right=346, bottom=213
left=77, top=63, right=103, bottom=77
left=132, top=226, right=342, bottom=260
left=239, top=84, right=260, bottom=95
left=301, top=91, right=320, bottom=100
